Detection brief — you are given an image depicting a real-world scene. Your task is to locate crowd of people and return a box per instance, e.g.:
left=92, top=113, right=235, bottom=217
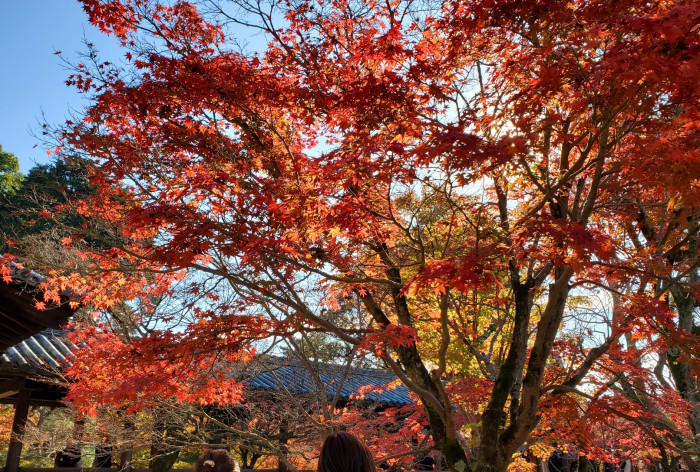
left=194, top=432, right=375, bottom=472
left=52, top=431, right=660, bottom=472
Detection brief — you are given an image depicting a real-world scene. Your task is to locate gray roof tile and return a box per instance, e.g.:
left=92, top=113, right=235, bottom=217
left=0, top=329, right=74, bottom=373
left=1, top=331, right=413, bottom=405
left=245, top=359, right=412, bottom=405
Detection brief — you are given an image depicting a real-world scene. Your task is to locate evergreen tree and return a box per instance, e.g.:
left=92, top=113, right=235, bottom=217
left=0, top=145, right=23, bottom=196
left=0, top=156, right=94, bottom=255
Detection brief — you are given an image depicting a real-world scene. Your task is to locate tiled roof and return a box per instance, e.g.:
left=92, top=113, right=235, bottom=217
left=5, top=262, right=47, bottom=287
left=0, top=329, right=74, bottom=374
left=0, top=330, right=413, bottom=406
left=244, top=358, right=413, bottom=406
left=1, top=263, right=412, bottom=406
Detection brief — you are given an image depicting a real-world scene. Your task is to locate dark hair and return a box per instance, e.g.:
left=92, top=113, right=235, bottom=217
left=194, top=449, right=239, bottom=472
left=318, top=432, right=376, bottom=472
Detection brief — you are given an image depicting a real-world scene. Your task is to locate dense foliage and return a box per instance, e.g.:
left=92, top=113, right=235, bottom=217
left=0, top=156, right=95, bottom=254
left=2, top=0, right=698, bottom=471
left=0, top=145, right=23, bottom=196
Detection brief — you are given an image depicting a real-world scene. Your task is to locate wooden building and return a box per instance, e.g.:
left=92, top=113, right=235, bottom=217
left=1, top=263, right=76, bottom=472
left=0, top=264, right=415, bottom=472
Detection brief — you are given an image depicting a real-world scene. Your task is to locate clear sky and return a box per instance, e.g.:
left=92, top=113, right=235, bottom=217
left=0, top=1, right=122, bottom=172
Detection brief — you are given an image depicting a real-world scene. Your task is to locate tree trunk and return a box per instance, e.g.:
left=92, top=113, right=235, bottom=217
left=360, top=263, right=471, bottom=472
left=150, top=447, right=180, bottom=472
left=150, top=410, right=179, bottom=472
left=119, top=415, right=135, bottom=472
left=478, top=282, right=533, bottom=472
left=477, top=270, right=572, bottom=472
left=668, top=284, right=700, bottom=438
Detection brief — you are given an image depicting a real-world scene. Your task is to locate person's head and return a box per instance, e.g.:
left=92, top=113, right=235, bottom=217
left=194, top=449, right=240, bottom=472
left=318, top=431, right=376, bottom=472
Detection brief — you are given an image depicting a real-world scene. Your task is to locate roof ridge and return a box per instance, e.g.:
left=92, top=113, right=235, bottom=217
left=259, top=354, right=393, bottom=376
left=1, top=335, right=413, bottom=405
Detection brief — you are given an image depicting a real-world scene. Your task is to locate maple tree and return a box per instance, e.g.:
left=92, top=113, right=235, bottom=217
left=5, top=0, right=698, bottom=471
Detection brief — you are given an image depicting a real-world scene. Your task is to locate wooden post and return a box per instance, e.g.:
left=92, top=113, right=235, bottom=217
left=119, top=415, right=135, bottom=472
left=277, top=419, right=290, bottom=472
left=6, top=386, right=30, bottom=472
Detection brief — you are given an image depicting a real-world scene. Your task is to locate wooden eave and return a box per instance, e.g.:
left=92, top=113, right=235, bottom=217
left=0, top=279, right=75, bottom=352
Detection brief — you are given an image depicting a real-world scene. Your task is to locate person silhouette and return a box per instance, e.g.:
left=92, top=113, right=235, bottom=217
left=194, top=449, right=240, bottom=472
left=317, top=432, right=376, bottom=472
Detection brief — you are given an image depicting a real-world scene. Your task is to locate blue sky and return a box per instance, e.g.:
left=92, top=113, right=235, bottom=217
left=1, top=1, right=122, bottom=172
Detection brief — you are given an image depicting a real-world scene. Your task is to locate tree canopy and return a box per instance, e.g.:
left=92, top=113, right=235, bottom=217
left=0, top=145, right=23, bottom=196
left=3, top=0, right=698, bottom=471
left=0, top=156, right=96, bottom=256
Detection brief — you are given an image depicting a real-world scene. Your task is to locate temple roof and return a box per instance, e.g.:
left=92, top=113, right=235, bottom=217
left=244, top=357, right=413, bottom=406
left=0, top=329, right=71, bottom=407
left=0, top=330, right=413, bottom=407
left=0, top=329, right=74, bottom=375
left=0, top=262, right=76, bottom=352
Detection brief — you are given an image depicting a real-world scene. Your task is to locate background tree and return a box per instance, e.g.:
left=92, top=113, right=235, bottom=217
left=0, top=145, right=23, bottom=196
left=0, top=155, right=95, bottom=255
